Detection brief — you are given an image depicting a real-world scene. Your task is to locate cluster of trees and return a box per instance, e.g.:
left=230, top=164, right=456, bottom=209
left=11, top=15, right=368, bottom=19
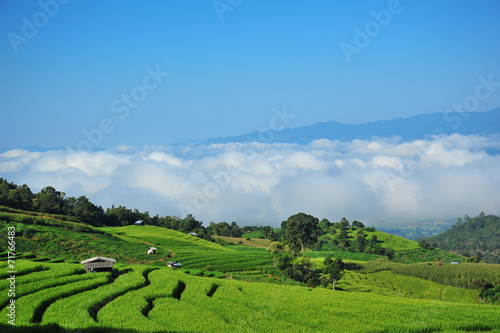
left=263, top=212, right=394, bottom=288
left=0, top=178, right=204, bottom=234
left=0, top=179, right=106, bottom=224
left=266, top=240, right=345, bottom=288
left=425, top=213, right=500, bottom=264
left=277, top=212, right=393, bottom=258
left=0, top=179, right=272, bottom=241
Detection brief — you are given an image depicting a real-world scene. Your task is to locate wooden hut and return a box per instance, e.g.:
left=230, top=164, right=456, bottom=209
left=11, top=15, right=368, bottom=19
left=81, top=256, right=116, bottom=272
left=166, top=261, right=182, bottom=269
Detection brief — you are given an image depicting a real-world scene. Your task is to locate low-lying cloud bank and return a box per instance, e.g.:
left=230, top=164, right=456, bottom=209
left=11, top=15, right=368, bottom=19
left=1, top=134, right=499, bottom=227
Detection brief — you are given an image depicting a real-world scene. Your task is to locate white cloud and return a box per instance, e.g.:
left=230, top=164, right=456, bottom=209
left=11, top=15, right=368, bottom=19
left=1, top=134, right=499, bottom=226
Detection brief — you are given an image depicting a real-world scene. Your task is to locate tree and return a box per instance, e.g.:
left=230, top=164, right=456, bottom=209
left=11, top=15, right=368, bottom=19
left=418, top=239, right=434, bottom=250
left=230, top=221, right=243, bottom=237
left=355, top=234, right=366, bottom=253
left=351, top=220, right=365, bottom=229
left=339, top=217, right=350, bottom=230
left=105, top=205, right=141, bottom=226
left=282, top=213, right=320, bottom=252
left=283, top=256, right=318, bottom=286
left=3, top=183, right=35, bottom=210
left=323, top=256, right=344, bottom=290
left=467, top=254, right=481, bottom=263
left=261, top=226, right=272, bottom=238
left=67, top=195, right=105, bottom=226
left=338, top=229, right=349, bottom=241
left=267, top=241, right=294, bottom=271
left=35, top=186, right=66, bottom=214
left=317, top=218, right=331, bottom=233
left=181, top=214, right=202, bottom=233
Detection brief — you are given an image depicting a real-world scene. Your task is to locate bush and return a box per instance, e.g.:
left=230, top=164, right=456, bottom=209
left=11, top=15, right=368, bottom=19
left=479, top=285, right=500, bottom=304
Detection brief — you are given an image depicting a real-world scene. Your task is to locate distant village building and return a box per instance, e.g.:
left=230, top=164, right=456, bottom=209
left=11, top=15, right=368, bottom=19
left=81, top=257, right=116, bottom=272
left=147, top=247, right=157, bottom=254
left=451, top=261, right=461, bottom=264
left=134, top=220, right=144, bottom=225
left=166, top=261, right=182, bottom=269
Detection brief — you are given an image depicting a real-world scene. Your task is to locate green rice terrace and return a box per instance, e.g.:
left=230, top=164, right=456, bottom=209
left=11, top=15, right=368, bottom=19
left=1, top=208, right=499, bottom=332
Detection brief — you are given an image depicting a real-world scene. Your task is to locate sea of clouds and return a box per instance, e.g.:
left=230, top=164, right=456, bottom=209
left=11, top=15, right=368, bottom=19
left=1, top=134, right=499, bottom=227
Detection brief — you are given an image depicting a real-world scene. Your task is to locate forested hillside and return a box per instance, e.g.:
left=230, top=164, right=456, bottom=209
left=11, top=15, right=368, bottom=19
left=426, top=213, right=500, bottom=263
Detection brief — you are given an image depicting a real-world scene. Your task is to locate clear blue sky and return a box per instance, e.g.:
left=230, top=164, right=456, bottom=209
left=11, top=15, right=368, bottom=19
left=1, top=0, right=500, bottom=149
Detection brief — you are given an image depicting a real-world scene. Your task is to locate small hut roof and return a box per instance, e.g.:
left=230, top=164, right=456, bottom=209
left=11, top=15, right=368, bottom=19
left=80, top=256, right=116, bottom=264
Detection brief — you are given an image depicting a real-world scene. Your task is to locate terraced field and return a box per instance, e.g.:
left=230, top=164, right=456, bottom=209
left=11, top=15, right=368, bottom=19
left=1, top=260, right=500, bottom=333
left=339, top=270, right=479, bottom=303
left=103, top=226, right=272, bottom=271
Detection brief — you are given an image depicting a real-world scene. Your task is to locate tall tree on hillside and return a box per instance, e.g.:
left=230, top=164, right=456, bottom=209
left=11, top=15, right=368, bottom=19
left=355, top=233, right=366, bottom=253
left=339, top=217, right=350, bottom=230
left=67, top=195, right=104, bottom=226
left=282, top=213, right=320, bottom=252
left=35, top=186, right=66, bottom=214
left=317, top=218, right=331, bottom=233
left=266, top=241, right=292, bottom=268
left=351, top=220, right=365, bottom=229
left=323, top=256, right=344, bottom=290
left=181, top=214, right=203, bottom=233
left=15, top=184, right=35, bottom=210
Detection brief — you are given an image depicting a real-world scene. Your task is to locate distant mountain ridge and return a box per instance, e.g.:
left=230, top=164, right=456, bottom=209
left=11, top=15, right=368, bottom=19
left=187, top=108, right=500, bottom=145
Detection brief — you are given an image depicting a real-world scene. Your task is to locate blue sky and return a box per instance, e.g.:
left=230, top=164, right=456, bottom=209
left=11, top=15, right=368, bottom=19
left=1, top=0, right=500, bottom=149
left=1, top=1, right=500, bottom=226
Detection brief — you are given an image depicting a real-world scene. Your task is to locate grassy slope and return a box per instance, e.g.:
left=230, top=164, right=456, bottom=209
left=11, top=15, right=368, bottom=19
left=0, top=219, right=163, bottom=265
left=102, top=226, right=272, bottom=271
left=0, top=209, right=272, bottom=271
left=351, top=229, right=420, bottom=251
left=339, top=270, right=479, bottom=303
left=214, top=235, right=271, bottom=248
left=241, top=230, right=264, bottom=238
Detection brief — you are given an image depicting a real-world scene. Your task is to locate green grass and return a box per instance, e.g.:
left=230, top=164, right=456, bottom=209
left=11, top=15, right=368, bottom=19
left=42, top=266, right=152, bottom=329
left=392, top=248, right=466, bottom=263
left=306, top=250, right=381, bottom=261
left=102, top=226, right=273, bottom=272
left=391, top=262, right=500, bottom=289
left=0, top=220, right=166, bottom=265
left=353, top=229, right=420, bottom=251
left=215, top=235, right=271, bottom=248
left=0, top=205, right=100, bottom=234
left=339, top=270, right=479, bottom=303
left=2, top=261, right=499, bottom=332
left=241, top=230, right=264, bottom=238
